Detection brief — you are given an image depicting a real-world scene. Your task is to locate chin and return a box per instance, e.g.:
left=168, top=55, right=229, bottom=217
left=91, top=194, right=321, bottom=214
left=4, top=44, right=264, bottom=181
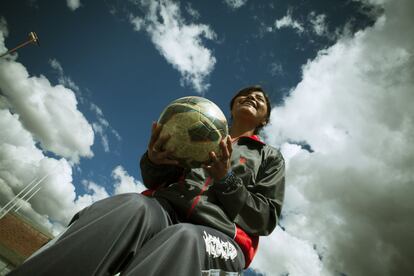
left=235, top=111, right=256, bottom=123
left=239, top=106, right=256, bottom=115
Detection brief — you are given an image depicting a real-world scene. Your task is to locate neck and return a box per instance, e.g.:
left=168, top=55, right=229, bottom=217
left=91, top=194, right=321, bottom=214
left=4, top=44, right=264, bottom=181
left=229, top=120, right=256, bottom=139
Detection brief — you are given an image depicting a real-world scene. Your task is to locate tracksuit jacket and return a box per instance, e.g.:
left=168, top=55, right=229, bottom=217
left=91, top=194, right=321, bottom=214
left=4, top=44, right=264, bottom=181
left=140, top=135, right=285, bottom=267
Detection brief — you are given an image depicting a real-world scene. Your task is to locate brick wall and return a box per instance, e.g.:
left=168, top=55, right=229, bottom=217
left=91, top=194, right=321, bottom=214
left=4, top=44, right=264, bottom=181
left=0, top=212, right=52, bottom=266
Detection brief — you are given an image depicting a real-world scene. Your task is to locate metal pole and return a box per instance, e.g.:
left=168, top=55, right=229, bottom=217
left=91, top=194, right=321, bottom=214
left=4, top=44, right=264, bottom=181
left=0, top=31, right=40, bottom=58
left=0, top=171, right=49, bottom=220
left=0, top=177, right=39, bottom=215
left=14, top=186, right=43, bottom=213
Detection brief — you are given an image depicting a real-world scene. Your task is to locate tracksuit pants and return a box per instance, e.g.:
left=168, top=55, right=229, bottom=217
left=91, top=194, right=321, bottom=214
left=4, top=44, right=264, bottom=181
left=8, top=193, right=245, bottom=276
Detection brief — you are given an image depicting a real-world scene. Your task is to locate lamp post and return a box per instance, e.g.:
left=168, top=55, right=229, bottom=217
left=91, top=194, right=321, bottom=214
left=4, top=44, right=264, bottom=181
left=0, top=31, right=39, bottom=58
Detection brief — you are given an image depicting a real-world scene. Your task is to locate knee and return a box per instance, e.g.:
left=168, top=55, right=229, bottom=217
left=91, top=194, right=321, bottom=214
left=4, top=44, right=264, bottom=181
left=113, top=193, right=157, bottom=216
left=170, top=223, right=204, bottom=243
left=74, top=193, right=149, bottom=222
left=111, top=192, right=141, bottom=204
left=106, top=193, right=149, bottom=208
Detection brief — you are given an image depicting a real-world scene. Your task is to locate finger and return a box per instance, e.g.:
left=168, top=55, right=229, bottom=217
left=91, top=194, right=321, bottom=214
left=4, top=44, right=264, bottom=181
left=158, top=133, right=171, bottom=147
left=226, top=135, right=233, bottom=154
left=153, top=134, right=172, bottom=153
left=202, top=164, right=212, bottom=170
left=148, top=122, right=156, bottom=148
left=151, top=125, right=166, bottom=151
left=149, top=122, right=162, bottom=149
left=220, top=139, right=229, bottom=160
left=152, top=149, right=179, bottom=165
left=210, top=151, right=219, bottom=163
left=165, top=147, right=176, bottom=155
left=154, top=143, right=175, bottom=158
left=161, top=159, right=180, bottom=166
left=158, top=148, right=176, bottom=159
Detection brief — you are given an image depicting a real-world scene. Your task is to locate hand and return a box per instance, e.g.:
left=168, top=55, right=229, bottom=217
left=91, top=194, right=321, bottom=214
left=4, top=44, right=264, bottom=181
left=203, top=135, right=232, bottom=180
left=147, top=122, right=179, bottom=166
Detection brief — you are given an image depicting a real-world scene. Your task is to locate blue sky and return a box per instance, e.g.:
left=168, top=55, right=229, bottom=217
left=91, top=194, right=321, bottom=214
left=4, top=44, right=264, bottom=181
left=1, top=0, right=413, bottom=275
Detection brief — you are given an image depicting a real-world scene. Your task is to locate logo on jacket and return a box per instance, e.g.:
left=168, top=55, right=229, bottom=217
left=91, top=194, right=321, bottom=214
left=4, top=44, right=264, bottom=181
left=239, top=156, right=247, bottom=164
left=203, top=231, right=237, bottom=260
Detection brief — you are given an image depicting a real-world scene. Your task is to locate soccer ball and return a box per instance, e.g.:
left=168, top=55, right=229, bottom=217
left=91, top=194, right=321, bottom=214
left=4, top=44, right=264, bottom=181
left=158, top=96, right=228, bottom=168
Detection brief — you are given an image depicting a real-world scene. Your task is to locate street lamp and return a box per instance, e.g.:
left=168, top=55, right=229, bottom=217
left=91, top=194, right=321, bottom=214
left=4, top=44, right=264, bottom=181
left=0, top=31, right=40, bottom=58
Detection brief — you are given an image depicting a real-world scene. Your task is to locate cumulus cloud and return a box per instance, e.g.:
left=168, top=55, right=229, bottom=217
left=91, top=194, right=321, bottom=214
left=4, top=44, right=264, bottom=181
left=258, top=0, right=414, bottom=275
left=66, top=0, right=81, bottom=11
left=1, top=106, right=87, bottom=235
left=75, top=180, right=110, bottom=210
left=0, top=21, right=104, bottom=236
left=112, top=166, right=146, bottom=194
left=223, top=0, right=248, bottom=10
left=74, top=166, right=145, bottom=211
left=274, top=10, right=304, bottom=34
left=0, top=17, right=8, bottom=53
left=49, top=59, right=120, bottom=153
left=130, top=0, right=216, bottom=93
left=0, top=59, right=94, bottom=163
left=252, top=227, right=323, bottom=275
left=130, top=16, right=145, bottom=32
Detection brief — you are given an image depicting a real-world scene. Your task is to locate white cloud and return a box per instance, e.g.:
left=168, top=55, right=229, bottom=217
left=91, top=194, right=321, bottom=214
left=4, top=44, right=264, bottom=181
left=223, top=0, right=248, bottom=10
left=1, top=107, right=83, bottom=235
left=0, top=21, right=105, bottom=236
left=185, top=3, right=200, bottom=19
left=49, top=59, right=119, bottom=153
left=130, top=0, right=216, bottom=93
left=75, top=180, right=110, bottom=210
left=0, top=106, right=104, bottom=237
left=252, top=227, right=323, bottom=276
left=309, top=12, right=328, bottom=36
left=92, top=123, right=109, bottom=152
left=0, top=17, right=8, bottom=54
left=112, top=166, right=146, bottom=194
left=130, top=16, right=144, bottom=32
left=274, top=11, right=304, bottom=34
left=269, top=62, right=283, bottom=76
left=90, top=103, right=121, bottom=153
left=258, top=0, right=414, bottom=275
left=49, top=58, right=80, bottom=94
left=0, top=59, right=94, bottom=163
left=268, top=11, right=329, bottom=38
left=66, top=0, right=81, bottom=11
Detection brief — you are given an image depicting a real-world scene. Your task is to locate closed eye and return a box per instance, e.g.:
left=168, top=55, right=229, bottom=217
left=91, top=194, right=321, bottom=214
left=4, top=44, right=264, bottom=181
left=256, top=96, right=265, bottom=102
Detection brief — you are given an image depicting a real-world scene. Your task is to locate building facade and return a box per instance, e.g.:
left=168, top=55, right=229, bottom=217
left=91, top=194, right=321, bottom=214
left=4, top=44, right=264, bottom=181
left=0, top=211, right=53, bottom=275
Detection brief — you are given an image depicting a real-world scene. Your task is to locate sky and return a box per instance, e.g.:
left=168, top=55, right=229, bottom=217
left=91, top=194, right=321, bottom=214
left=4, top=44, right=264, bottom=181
left=0, top=0, right=413, bottom=275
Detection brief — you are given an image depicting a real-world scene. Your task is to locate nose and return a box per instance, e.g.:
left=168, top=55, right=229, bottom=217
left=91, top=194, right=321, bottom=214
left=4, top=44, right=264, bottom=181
left=246, top=95, right=255, bottom=101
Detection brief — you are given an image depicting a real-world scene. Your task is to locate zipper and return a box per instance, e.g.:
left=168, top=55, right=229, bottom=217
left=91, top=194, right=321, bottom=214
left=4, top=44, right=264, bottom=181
left=186, top=176, right=212, bottom=219
left=185, top=137, right=243, bottom=219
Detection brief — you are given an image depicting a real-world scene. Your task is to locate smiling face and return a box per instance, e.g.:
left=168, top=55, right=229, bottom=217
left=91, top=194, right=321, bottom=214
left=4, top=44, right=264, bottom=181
left=231, top=90, right=270, bottom=133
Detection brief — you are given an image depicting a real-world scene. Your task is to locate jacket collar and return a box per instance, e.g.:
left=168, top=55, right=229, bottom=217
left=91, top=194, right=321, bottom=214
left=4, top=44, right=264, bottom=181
left=232, top=135, right=265, bottom=145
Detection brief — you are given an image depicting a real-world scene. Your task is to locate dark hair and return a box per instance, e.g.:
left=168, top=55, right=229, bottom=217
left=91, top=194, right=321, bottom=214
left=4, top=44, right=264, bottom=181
left=229, top=85, right=272, bottom=134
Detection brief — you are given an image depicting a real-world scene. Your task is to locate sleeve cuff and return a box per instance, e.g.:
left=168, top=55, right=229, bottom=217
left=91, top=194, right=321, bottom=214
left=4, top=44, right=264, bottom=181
left=143, top=151, right=164, bottom=169
left=213, top=171, right=242, bottom=193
